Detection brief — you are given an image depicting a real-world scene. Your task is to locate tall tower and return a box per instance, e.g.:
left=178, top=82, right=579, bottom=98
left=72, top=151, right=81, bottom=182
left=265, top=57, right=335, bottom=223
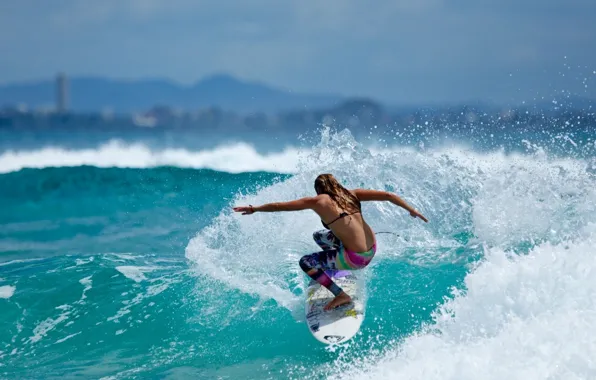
left=56, top=73, right=68, bottom=113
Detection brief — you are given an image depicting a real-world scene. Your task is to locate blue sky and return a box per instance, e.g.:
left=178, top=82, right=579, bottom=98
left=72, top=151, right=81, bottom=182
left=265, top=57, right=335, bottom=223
left=1, top=0, right=595, bottom=104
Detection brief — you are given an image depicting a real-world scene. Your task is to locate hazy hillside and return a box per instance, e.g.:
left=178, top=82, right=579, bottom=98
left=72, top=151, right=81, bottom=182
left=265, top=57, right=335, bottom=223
left=0, top=74, right=342, bottom=113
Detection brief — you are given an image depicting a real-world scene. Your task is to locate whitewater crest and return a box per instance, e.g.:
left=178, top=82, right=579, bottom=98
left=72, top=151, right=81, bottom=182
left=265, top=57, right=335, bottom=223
left=183, top=128, right=596, bottom=379
left=328, top=223, right=596, bottom=380
left=0, top=140, right=304, bottom=174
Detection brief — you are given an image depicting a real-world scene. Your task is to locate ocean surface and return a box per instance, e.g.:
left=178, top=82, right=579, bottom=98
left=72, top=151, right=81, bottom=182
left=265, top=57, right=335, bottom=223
left=1, top=125, right=596, bottom=379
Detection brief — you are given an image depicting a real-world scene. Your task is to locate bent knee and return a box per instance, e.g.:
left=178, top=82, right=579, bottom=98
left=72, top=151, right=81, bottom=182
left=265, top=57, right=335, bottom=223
left=299, top=255, right=313, bottom=272
left=312, top=230, right=326, bottom=241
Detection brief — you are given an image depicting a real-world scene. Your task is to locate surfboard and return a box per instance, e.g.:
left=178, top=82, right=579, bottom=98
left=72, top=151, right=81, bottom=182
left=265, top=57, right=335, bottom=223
left=305, top=270, right=365, bottom=344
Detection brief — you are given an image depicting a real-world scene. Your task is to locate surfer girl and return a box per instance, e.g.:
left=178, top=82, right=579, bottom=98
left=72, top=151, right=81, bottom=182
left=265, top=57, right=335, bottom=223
left=233, top=174, right=428, bottom=311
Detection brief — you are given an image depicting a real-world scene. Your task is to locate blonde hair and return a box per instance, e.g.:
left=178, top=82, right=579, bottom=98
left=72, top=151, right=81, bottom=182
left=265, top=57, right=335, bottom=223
left=314, top=174, right=361, bottom=213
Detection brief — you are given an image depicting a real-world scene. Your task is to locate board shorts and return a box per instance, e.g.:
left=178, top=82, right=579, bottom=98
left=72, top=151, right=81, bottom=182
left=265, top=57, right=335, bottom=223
left=299, top=230, right=376, bottom=296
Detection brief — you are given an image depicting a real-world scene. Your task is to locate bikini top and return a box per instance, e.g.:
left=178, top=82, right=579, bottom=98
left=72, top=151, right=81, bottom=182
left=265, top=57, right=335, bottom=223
left=321, top=211, right=361, bottom=229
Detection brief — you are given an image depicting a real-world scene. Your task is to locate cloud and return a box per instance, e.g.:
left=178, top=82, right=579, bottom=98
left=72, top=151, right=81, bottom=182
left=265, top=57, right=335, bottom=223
left=0, top=0, right=594, bottom=104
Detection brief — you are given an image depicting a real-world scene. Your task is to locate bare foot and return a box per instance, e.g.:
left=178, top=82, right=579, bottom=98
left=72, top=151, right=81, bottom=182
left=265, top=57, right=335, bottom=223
left=324, top=292, right=352, bottom=311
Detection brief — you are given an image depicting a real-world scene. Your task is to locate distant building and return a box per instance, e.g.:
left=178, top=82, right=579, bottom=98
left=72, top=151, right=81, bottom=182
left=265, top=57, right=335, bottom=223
left=56, top=73, right=68, bottom=113
left=132, top=113, right=158, bottom=128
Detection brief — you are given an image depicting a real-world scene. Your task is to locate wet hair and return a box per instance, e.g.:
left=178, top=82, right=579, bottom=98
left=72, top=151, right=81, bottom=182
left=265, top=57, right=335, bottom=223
left=314, top=174, right=361, bottom=213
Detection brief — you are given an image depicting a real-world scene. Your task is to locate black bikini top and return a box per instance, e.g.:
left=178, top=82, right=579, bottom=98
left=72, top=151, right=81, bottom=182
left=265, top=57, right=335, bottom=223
left=321, top=211, right=361, bottom=229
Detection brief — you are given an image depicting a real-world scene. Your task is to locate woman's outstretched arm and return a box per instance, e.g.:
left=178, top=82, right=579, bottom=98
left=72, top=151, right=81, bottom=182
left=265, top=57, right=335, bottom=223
left=233, top=197, right=320, bottom=215
left=352, top=189, right=428, bottom=222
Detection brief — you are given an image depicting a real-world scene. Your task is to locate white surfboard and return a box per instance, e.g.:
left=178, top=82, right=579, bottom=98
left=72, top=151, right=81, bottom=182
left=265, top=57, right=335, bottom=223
left=305, top=270, right=365, bottom=344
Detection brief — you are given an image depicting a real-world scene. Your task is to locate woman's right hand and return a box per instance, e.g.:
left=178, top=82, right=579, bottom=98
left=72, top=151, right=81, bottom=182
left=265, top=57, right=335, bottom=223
left=233, top=205, right=255, bottom=215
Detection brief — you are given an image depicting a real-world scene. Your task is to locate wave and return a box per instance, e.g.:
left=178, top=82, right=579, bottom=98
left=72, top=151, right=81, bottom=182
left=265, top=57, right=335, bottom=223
left=3, top=127, right=596, bottom=377
left=184, top=128, right=596, bottom=318
left=0, top=140, right=305, bottom=174
left=2, top=133, right=593, bottom=177
left=329, top=223, right=596, bottom=380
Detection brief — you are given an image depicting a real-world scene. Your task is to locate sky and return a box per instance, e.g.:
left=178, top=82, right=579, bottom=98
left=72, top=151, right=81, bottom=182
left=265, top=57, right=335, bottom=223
left=1, top=0, right=595, bottom=105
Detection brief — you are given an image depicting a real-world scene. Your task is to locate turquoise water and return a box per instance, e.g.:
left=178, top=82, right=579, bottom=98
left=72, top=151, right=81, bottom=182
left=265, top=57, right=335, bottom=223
left=1, top=129, right=596, bottom=379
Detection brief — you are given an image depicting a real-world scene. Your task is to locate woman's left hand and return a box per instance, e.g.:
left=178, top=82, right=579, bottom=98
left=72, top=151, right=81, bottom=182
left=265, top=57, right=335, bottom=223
left=233, top=205, right=255, bottom=215
left=410, top=210, right=428, bottom=223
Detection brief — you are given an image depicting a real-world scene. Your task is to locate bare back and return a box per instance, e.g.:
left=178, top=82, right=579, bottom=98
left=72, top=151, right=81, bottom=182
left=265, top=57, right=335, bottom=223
left=314, top=192, right=376, bottom=252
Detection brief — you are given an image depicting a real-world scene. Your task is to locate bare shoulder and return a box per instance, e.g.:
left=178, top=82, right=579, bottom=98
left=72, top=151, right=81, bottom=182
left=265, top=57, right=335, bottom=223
left=314, top=193, right=332, bottom=204
left=311, top=194, right=332, bottom=209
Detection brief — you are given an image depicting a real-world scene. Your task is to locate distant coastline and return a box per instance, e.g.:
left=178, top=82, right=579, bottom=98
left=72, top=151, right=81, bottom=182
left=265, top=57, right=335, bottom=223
left=1, top=74, right=594, bottom=137
left=0, top=74, right=342, bottom=114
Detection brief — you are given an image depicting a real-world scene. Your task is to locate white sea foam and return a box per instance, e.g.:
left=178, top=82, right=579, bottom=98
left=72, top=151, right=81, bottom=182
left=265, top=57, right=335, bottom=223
left=103, top=253, right=141, bottom=263
left=253, top=131, right=596, bottom=380
left=107, top=275, right=177, bottom=324
left=27, top=305, right=72, bottom=344
left=75, top=256, right=95, bottom=266
left=115, top=266, right=159, bottom=283
left=0, top=140, right=305, bottom=174
left=79, top=276, right=93, bottom=301
left=177, top=133, right=438, bottom=305
left=0, top=258, right=45, bottom=267
left=0, top=285, right=16, bottom=299
left=184, top=129, right=596, bottom=376
left=328, top=224, right=596, bottom=380
left=54, top=332, right=81, bottom=344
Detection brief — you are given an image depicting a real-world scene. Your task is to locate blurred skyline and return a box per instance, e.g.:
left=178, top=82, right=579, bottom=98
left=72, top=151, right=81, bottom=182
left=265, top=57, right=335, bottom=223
left=1, top=0, right=595, bottom=105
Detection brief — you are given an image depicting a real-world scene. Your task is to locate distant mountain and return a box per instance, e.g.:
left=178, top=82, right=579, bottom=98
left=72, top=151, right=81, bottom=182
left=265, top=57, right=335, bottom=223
left=0, top=74, right=343, bottom=113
